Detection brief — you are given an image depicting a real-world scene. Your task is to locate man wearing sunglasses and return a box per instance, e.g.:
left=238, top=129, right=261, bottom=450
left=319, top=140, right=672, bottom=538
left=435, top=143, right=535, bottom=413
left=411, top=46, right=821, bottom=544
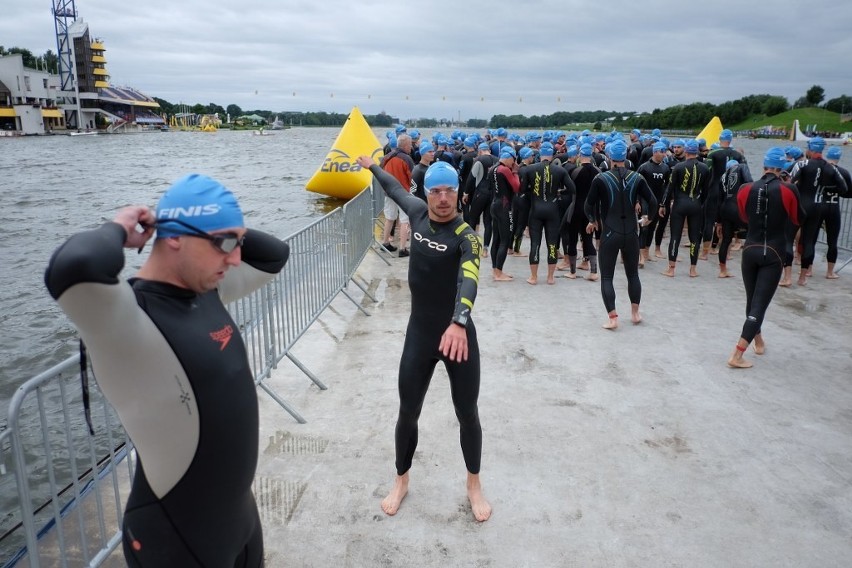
left=45, top=173, right=289, bottom=568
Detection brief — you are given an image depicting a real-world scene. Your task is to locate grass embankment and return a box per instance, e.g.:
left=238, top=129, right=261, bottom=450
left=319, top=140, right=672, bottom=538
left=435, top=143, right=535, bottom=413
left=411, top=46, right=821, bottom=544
left=729, top=108, right=849, bottom=133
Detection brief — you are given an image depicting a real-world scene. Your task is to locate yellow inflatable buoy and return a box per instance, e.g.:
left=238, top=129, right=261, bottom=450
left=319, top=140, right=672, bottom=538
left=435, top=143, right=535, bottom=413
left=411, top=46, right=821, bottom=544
left=305, top=107, right=383, bottom=200
left=695, top=116, right=723, bottom=147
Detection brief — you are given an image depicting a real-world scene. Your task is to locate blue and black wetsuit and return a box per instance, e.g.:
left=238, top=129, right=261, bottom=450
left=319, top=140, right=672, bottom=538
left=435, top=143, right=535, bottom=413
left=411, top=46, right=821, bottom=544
left=736, top=174, right=800, bottom=342
left=368, top=164, right=484, bottom=476
left=791, top=158, right=849, bottom=271
left=585, top=167, right=657, bottom=313
left=662, top=158, right=711, bottom=265
left=45, top=223, right=289, bottom=567
left=526, top=160, right=576, bottom=265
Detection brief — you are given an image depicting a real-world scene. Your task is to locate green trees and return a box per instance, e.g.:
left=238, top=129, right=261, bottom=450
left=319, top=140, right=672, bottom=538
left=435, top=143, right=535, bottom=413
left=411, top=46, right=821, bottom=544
left=824, top=95, right=852, bottom=114
left=805, top=85, right=825, bottom=106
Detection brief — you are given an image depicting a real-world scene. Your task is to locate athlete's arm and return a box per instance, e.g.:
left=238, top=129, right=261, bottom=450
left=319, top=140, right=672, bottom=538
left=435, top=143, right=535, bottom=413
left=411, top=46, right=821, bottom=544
left=361, top=159, right=427, bottom=217
left=636, top=176, right=658, bottom=222
left=218, top=229, right=290, bottom=304
left=440, top=231, right=480, bottom=363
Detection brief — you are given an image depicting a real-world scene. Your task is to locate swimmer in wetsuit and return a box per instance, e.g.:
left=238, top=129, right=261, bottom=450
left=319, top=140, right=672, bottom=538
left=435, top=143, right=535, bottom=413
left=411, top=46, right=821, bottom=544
left=660, top=140, right=711, bottom=277
left=45, top=174, right=290, bottom=567
left=822, top=146, right=852, bottom=279
left=584, top=139, right=657, bottom=329
left=636, top=142, right=671, bottom=267
left=356, top=156, right=491, bottom=522
left=728, top=148, right=801, bottom=368
left=717, top=159, right=754, bottom=277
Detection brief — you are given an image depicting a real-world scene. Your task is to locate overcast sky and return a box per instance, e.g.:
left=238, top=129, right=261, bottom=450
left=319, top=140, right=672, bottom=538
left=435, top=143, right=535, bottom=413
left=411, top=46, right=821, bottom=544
left=3, top=0, right=851, bottom=121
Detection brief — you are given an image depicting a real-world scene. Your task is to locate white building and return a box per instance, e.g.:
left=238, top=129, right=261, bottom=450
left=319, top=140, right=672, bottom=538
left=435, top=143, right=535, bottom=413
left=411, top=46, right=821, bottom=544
left=0, top=54, right=65, bottom=135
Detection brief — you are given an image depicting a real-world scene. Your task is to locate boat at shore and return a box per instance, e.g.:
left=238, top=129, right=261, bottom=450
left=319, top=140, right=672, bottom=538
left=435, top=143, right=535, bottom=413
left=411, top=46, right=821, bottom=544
left=791, top=119, right=851, bottom=144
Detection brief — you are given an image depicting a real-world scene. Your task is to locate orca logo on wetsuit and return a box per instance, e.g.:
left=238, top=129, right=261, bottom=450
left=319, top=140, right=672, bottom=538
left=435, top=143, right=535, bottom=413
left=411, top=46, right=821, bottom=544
left=413, top=232, right=449, bottom=252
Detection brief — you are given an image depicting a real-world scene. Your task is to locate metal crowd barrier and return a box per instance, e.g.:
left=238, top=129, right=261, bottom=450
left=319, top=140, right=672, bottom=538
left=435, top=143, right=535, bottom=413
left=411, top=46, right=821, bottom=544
left=819, top=198, right=852, bottom=273
left=1, top=184, right=384, bottom=567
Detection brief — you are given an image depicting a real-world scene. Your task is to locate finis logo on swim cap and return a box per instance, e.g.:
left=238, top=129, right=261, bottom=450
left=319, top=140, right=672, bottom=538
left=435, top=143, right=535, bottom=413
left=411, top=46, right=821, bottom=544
left=156, top=174, right=244, bottom=238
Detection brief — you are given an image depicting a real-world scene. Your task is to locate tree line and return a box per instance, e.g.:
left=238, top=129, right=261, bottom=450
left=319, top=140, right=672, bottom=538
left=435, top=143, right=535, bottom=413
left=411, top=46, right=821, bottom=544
left=3, top=47, right=849, bottom=129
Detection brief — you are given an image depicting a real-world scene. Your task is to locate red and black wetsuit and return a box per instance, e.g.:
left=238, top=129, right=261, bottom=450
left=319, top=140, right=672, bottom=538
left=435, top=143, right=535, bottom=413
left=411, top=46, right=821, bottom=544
left=736, top=173, right=801, bottom=342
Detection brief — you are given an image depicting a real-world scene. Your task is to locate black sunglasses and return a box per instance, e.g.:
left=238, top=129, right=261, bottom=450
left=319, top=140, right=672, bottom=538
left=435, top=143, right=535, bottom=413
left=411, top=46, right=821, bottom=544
left=155, top=218, right=245, bottom=253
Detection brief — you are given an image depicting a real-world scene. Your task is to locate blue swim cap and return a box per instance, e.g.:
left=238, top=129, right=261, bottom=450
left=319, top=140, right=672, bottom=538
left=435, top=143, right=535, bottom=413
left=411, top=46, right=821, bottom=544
left=409, top=129, right=420, bottom=139
left=496, top=127, right=508, bottom=137
left=808, top=137, right=826, bottom=152
left=826, top=147, right=842, bottom=160
left=632, top=128, right=641, bottom=137
left=763, top=147, right=787, bottom=169
left=672, top=139, right=685, bottom=148
left=156, top=174, right=244, bottom=238
left=566, top=145, right=579, bottom=158
left=419, top=140, right=435, bottom=155
left=719, top=129, right=733, bottom=141
left=519, top=147, right=534, bottom=160
left=539, top=142, right=554, bottom=157
left=651, top=128, right=661, bottom=137
left=579, top=143, right=593, bottom=157
left=388, top=136, right=398, bottom=149
left=684, top=140, right=700, bottom=155
left=608, top=140, right=628, bottom=161
left=711, top=143, right=721, bottom=150
left=786, top=146, right=803, bottom=159
left=652, top=142, right=667, bottom=153
left=726, top=159, right=739, bottom=170
left=499, top=146, right=517, bottom=160
left=463, top=136, right=477, bottom=148
left=423, top=161, right=459, bottom=192
left=395, top=124, right=407, bottom=134
left=478, top=142, right=490, bottom=152
left=697, top=138, right=707, bottom=148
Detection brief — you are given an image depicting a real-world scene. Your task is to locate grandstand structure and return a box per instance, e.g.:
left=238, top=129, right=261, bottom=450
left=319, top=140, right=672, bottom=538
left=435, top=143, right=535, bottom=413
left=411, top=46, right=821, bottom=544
left=51, top=0, right=165, bottom=133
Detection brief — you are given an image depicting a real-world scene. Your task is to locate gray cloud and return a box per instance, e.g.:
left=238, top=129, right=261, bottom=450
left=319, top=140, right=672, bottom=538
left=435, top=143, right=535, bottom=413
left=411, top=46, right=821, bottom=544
left=4, top=0, right=851, bottom=120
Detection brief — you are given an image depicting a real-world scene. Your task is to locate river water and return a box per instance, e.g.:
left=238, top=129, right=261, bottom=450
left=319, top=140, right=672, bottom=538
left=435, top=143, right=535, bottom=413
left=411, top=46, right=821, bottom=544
left=1, top=132, right=845, bottom=421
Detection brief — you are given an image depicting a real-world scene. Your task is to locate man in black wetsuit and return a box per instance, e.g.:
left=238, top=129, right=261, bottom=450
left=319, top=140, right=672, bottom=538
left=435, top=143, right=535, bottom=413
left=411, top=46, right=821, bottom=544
left=560, top=143, right=600, bottom=280
left=411, top=140, right=435, bottom=201
left=356, top=155, right=491, bottom=522
left=524, top=142, right=576, bottom=284
left=823, top=146, right=852, bottom=279
left=728, top=148, right=801, bottom=368
left=717, top=159, right=753, bottom=278
left=462, top=143, right=499, bottom=256
left=584, top=139, right=657, bottom=329
left=791, top=137, right=849, bottom=286
left=660, top=140, right=711, bottom=277
left=701, top=129, right=747, bottom=260
left=636, top=142, right=671, bottom=267
left=45, top=174, right=290, bottom=567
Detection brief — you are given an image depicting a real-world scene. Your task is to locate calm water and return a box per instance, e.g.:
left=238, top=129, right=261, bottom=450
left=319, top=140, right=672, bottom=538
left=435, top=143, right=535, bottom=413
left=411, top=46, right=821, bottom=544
left=0, top=127, right=351, bottom=423
left=1, top=133, right=846, bottom=421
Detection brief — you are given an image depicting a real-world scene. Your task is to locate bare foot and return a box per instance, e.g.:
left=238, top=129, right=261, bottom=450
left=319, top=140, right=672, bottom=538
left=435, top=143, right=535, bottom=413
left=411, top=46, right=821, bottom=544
left=494, top=274, right=513, bottom=282
left=806, top=268, right=813, bottom=277
left=645, top=255, right=657, bottom=262
left=727, top=356, right=753, bottom=369
left=753, top=335, right=765, bottom=355
left=556, top=263, right=570, bottom=271
left=638, top=260, right=645, bottom=269
left=779, top=278, right=792, bottom=287
left=827, top=273, right=839, bottom=279
left=731, top=242, right=742, bottom=251
left=467, top=474, right=492, bottom=522
left=654, top=250, right=665, bottom=259
left=526, top=277, right=537, bottom=285
left=631, top=311, right=642, bottom=324
left=718, top=271, right=732, bottom=278
left=797, top=275, right=807, bottom=286
left=563, top=272, right=577, bottom=279
left=547, top=276, right=556, bottom=285
left=689, top=267, right=699, bottom=277
left=586, top=273, right=599, bottom=282
left=382, top=473, right=409, bottom=516
left=698, top=252, right=708, bottom=261
left=578, top=261, right=590, bottom=271
left=662, top=267, right=675, bottom=277
left=480, top=248, right=489, bottom=258
left=602, top=316, right=618, bottom=330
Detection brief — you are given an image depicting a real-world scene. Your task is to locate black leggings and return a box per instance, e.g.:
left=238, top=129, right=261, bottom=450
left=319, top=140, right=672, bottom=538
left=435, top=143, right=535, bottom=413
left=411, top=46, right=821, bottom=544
left=718, top=201, right=742, bottom=266
left=739, top=245, right=783, bottom=343
left=799, top=203, right=821, bottom=270
left=820, top=204, right=842, bottom=264
left=512, top=195, right=530, bottom=252
left=598, top=231, right=642, bottom=313
left=395, top=320, right=482, bottom=475
left=468, top=191, right=493, bottom=247
left=490, top=199, right=513, bottom=270
left=668, top=200, right=703, bottom=265
left=565, top=215, right=596, bottom=258
left=528, top=201, right=560, bottom=264
left=702, top=197, right=719, bottom=243
left=654, top=207, right=670, bottom=248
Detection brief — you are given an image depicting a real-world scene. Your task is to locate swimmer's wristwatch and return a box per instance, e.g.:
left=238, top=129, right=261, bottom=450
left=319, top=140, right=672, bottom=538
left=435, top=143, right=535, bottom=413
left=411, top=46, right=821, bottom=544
left=452, top=314, right=468, bottom=327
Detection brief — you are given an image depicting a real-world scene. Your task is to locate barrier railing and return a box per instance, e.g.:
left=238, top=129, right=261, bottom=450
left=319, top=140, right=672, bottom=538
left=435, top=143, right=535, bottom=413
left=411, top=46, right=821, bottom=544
left=1, top=184, right=381, bottom=567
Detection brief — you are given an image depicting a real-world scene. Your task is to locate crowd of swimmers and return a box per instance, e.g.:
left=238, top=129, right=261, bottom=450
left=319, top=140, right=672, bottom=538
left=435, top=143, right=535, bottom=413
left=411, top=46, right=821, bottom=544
left=378, top=124, right=850, bottom=366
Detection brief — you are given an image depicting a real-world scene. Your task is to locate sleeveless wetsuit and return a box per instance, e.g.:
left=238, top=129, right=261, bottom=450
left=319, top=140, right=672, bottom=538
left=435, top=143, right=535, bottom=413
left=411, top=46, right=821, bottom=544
left=368, top=165, right=483, bottom=476
left=526, top=160, right=575, bottom=265
left=736, top=174, right=800, bottom=342
left=585, top=167, right=658, bottom=313
left=662, top=158, right=711, bottom=265
left=791, top=158, right=849, bottom=270
left=45, top=223, right=289, bottom=567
